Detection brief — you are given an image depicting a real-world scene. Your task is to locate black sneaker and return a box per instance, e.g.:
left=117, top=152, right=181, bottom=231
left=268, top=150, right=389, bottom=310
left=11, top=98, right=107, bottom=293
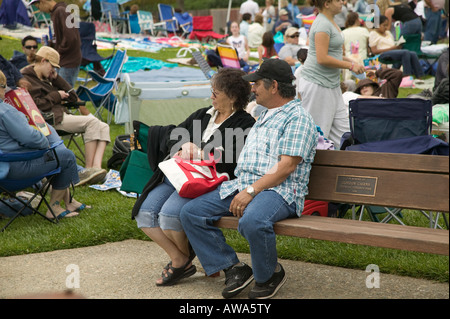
left=248, top=263, right=287, bottom=299
left=222, top=263, right=254, bottom=299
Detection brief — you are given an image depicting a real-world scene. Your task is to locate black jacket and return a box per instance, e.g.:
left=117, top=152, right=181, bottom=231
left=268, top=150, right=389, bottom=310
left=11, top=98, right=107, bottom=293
left=131, top=107, right=255, bottom=219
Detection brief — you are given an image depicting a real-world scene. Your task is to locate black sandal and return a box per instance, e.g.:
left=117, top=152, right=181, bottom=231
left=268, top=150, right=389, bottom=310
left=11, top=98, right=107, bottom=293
left=156, top=261, right=197, bottom=287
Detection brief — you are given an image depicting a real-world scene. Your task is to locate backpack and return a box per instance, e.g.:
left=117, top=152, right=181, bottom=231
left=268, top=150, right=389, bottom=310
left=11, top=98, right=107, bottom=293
left=107, top=134, right=131, bottom=170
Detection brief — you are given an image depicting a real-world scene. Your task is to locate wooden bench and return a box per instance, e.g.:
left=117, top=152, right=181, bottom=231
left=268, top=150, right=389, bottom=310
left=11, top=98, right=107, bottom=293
left=215, top=150, right=449, bottom=256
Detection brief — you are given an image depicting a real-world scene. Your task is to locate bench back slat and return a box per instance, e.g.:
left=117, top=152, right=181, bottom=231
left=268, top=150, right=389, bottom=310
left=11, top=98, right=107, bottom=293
left=306, top=150, right=449, bottom=213
left=313, top=150, right=449, bottom=174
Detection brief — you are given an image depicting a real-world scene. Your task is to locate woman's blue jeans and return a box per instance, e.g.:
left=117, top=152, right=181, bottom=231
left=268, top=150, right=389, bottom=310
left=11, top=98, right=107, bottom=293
left=135, top=178, right=192, bottom=231
left=7, top=126, right=79, bottom=190
left=380, top=49, right=424, bottom=78
left=180, top=187, right=297, bottom=283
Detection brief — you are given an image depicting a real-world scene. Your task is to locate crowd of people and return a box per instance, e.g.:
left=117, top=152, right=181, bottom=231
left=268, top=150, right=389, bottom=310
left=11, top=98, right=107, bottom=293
left=1, top=0, right=449, bottom=300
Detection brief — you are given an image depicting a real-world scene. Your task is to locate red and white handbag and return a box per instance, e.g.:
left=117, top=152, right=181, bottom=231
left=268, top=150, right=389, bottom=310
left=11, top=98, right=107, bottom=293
left=158, top=154, right=229, bottom=198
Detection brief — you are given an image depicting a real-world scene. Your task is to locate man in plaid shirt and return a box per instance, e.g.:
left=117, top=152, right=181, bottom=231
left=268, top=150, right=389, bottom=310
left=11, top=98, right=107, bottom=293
left=181, top=59, right=318, bottom=299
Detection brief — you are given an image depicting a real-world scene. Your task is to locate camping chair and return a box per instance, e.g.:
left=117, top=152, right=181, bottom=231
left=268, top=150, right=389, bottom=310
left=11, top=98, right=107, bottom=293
left=28, top=4, right=51, bottom=28
left=0, top=140, right=64, bottom=232
left=188, top=16, right=226, bottom=42
left=174, top=11, right=193, bottom=38
left=100, top=1, right=128, bottom=34
left=217, top=44, right=240, bottom=69
left=158, top=3, right=178, bottom=35
left=402, top=34, right=442, bottom=75
left=137, top=10, right=167, bottom=36
left=343, top=98, right=448, bottom=227
left=79, top=21, right=114, bottom=77
left=76, top=49, right=127, bottom=124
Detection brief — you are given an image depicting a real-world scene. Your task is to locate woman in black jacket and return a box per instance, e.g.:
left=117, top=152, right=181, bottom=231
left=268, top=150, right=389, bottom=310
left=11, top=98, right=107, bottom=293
left=132, top=68, right=255, bottom=287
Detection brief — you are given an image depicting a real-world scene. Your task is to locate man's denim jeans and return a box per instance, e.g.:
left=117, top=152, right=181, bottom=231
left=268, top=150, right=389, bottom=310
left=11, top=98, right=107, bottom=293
left=180, top=187, right=297, bottom=283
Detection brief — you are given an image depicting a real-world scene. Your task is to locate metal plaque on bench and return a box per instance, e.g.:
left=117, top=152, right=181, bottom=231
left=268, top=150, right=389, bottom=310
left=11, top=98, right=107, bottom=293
left=335, top=175, right=377, bottom=196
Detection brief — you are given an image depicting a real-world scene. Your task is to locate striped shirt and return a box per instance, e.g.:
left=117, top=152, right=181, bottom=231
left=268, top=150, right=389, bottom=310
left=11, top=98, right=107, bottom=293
left=220, top=99, right=318, bottom=215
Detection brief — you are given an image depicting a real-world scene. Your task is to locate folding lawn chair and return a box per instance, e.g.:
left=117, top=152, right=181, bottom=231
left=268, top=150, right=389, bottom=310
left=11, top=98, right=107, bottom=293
left=188, top=16, right=226, bottom=42
left=158, top=3, right=178, bottom=35
left=174, top=11, right=193, bottom=38
left=76, top=49, right=127, bottom=124
left=100, top=0, right=128, bottom=34
left=217, top=44, right=241, bottom=69
left=28, top=4, right=51, bottom=28
left=401, top=34, right=442, bottom=75
left=0, top=140, right=64, bottom=232
left=136, top=10, right=167, bottom=36
left=79, top=21, right=114, bottom=77
left=342, top=98, right=448, bottom=227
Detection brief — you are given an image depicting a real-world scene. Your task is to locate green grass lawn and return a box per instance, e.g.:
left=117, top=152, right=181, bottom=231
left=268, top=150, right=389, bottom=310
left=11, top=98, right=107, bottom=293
left=0, top=35, right=448, bottom=283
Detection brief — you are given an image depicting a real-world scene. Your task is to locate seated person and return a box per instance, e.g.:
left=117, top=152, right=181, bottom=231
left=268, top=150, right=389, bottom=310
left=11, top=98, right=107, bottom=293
left=20, top=46, right=110, bottom=186
left=9, top=35, right=39, bottom=70
left=247, top=13, right=265, bottom=48
left=131, top=68, right=255, bottom=286
left=294, top=48, right=308, bottom=98
left=206, top=21, right=250, bottom=70
left=278, top=27, right=303, bottom=66
left=369, top=15, right=424, bottom=78
left=226, top=21, right=251, bottom=66
left=273, top=8, right=298, bottom=34
left=240, top=12, right=251, bottom=38
left=257, top=31, right=277, bottom=65
left=0, top=54, right=31, bottom=90
left=0, top=70, right=89, bottom=219
left=342, top=67, right=403, bottom=106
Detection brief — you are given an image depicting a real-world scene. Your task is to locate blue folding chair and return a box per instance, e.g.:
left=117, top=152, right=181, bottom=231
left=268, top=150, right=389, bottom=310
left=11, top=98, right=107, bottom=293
left=0, top=141, right=63, bottom=232
left=158, top=3, right=178, bottom=35
left=342, top=98, right=448, bottom=227
left=76, top=49, right=127, bottom=124
left=174, top=11, right=193, bottom=38
left=100, top=0, right=128, bottom=34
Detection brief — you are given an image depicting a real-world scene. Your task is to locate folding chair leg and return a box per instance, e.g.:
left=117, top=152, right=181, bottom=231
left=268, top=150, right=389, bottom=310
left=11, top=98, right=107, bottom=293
left=66, top=134, right=86, bottom=166
left=380, top=207, right=404, bottom=225
left=1, top=178, right=58, bottom=232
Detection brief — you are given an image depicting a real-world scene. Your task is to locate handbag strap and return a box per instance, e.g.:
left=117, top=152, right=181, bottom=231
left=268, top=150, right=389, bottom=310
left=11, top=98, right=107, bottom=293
left=176, top=160, right=219, bottom=180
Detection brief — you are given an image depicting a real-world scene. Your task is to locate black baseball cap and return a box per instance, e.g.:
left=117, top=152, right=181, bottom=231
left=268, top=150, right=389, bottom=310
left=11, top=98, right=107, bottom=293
left=242, top=58, right=295, bottom=83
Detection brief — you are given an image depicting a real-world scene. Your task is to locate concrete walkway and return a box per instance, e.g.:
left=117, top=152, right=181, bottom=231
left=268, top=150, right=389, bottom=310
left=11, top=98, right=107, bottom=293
left=0, top=239, right=448, bottom=299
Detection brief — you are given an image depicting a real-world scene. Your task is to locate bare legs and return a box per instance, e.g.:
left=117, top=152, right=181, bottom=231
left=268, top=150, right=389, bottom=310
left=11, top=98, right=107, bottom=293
left=140, top=227, right=191, bottom=285
left=84, top=140, right=107, bottom=168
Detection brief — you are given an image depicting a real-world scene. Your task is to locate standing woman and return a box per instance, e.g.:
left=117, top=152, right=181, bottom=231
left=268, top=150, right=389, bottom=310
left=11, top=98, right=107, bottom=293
left=298, top=0, right=365, bottom=148
left=376, top=0, right=422, bottom=37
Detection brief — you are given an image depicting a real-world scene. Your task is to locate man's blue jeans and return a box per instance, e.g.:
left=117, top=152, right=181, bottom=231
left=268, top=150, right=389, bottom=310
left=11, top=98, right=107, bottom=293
left=424, top=8, right=442, bottom=44
left=380, top=49, right=424, bottom=78
left=57, top=66, right=80, bottom=88
left=180, top=187, right=297, bottom=283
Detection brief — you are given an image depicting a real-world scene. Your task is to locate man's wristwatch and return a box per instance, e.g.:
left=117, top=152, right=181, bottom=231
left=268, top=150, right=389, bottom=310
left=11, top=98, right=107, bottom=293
left=246, top=186, right=256, bottom=198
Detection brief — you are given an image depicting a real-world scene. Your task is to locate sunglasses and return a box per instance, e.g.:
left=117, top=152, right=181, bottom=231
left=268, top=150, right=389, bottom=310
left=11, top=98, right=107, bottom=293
left=24, top=45, right=38, bottom=50
left=288, top=34, right=300, bottom=38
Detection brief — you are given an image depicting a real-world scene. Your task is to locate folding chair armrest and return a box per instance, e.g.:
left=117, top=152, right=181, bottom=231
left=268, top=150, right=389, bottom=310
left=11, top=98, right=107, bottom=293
left=50, top=140, right=65, bottom=149
left=0, top=140, right=64, bottom=162
left=87, top=70, right=116, bottom=84
left=63, top=101, right=86, bottom=108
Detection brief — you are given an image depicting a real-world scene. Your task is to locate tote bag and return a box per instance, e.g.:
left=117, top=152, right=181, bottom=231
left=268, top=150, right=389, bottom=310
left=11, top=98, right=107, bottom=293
left=158, top=154, right=229, bottom=198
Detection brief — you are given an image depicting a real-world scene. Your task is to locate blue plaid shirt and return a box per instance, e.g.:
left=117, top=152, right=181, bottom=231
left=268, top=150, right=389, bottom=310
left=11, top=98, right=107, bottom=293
left=220, top=99, right=318, bottom=216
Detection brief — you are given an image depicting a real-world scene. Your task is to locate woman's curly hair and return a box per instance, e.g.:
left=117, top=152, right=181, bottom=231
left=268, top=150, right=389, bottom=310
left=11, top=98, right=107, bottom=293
left=211, top=68, right=251, bottom=111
